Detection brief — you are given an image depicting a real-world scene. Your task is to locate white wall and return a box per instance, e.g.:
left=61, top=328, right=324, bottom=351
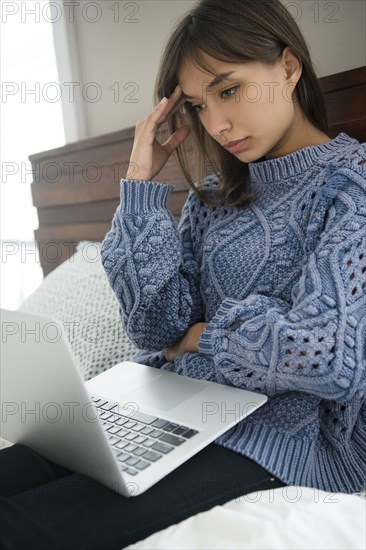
left=55, top=0, right=366, bottom=140
left=283, top=0, right=366, bottom=76
left=59, top=0, right=196, bottom=138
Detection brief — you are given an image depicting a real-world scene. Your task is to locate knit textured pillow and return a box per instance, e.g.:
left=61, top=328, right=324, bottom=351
left=18, top=241, right=137, bottom=381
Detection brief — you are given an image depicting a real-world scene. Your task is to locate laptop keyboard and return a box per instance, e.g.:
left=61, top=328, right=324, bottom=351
left=90, top=396, right=199, bottom=477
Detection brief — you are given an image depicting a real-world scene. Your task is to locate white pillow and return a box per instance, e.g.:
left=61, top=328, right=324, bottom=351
left=18, top=241, right=137, bottom=380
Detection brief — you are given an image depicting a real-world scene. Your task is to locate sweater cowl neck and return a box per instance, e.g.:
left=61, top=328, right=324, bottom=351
left=248, top=133, right=358, bottom=185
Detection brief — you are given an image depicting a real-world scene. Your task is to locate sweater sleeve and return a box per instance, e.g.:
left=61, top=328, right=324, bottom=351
left=101, top=179, right=204, bottom=350
left=198, top=165, right=366, bottom=402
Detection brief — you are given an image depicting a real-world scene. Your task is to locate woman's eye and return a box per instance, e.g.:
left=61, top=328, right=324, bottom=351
left=220, top=85, right=239, bottom=99
left=186, top=102, right=205, bottom=113
left=185, top=85, right=239, bottom=113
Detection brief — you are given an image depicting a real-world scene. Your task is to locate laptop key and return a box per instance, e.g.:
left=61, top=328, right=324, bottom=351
left=181, top=429, right=198, bottom=439
left=151, top=419, right=170, bottom=429
left=117, top=452, right=129, bottom=462
left=100, top=411, right=114, bottom=421
left=134, top=435, right=147, bottom=445
left=91, top=397, right=108, bottom=407
left=124, top=420, right=137, bottom=429
left=115, top=429, right=129, bottom=439
left=124, top=443, right=138, bottom=453
left=141, top=426, right=154, bottom=435
left=128, top=411, right=158, bottom=425
left=115, top=440, right=129, bottom=450
left=143, top=450, right=162, bottom=462
left=162, top=423, right=179, bottom=432
left=107, top=436, right=121, bottom=446
left=172, top=426, right=188, bottom=436
left=125, top=432, right=138, bottom=441
left=133, top=446, right=148, bottom=457
left=152, top=442, right=174, bottom=454
left=126, top=468, right=138, bottom=476
left=125, top=456, right=139, bottom=467
left=135, top=460, right=150, bottom=471
left=115, top=416, right=130, bottom=426
left=100, top=401, right=118, bottom=412
left=160, top=433, right=185, bottom=446
left=130, top=422, right=146, bottom=432
left=107, top=425, right=123, bottom=435
left=142, top=438, right=156, bottom=448
left=149, top=429, right=164, bottom=438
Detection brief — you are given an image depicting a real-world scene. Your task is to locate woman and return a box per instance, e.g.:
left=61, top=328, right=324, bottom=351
left=101, top=0, right=365, bottom=492
left=1, top=1, right=365, bottom=548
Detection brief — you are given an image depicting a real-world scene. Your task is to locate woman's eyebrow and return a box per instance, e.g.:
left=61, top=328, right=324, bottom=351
left=181, top=71, right=236, bottom=100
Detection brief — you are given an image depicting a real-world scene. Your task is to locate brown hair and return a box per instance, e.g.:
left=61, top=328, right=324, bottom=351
left=154, top=0, right=329, bottom=206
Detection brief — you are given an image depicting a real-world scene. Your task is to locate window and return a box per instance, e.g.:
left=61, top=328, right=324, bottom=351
left=1, top=1, right=66, bottom=308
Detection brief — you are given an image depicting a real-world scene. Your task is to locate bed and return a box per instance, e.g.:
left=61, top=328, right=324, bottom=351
left=10, top=66, right=366, bottom=548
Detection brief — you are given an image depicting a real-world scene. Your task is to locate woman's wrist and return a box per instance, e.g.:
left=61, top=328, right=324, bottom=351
left=186, top=322, right=208, bottom=353
left=164, top=322, right=208, bottom=362
left=125, top=171, right=151, bottom=181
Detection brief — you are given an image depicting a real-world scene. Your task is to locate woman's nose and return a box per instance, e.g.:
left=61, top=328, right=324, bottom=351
left=204, top=111, right=233, bottom=139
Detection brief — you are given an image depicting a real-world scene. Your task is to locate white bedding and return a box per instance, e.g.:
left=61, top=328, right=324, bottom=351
left=126, top=486, right=366, bottom=550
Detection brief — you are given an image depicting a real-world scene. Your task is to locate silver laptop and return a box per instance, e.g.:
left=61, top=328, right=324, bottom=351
left=0, top=309, right=267, bottom=497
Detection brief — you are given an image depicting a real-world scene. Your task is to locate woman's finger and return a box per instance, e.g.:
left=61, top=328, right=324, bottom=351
left=149, top=85, right=184, bottom=126
left=161, top=125, right=191, bottom=155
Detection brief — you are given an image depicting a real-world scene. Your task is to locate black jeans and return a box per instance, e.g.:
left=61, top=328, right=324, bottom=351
left=0, top=443, right=285, bottom=550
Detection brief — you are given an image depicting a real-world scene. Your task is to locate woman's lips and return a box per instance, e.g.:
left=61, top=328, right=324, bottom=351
left=223, top=137, right=249, bottom=153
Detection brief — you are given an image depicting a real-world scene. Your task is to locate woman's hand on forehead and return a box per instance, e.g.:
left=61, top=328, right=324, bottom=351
left=126, top=85, right=190, bottom=181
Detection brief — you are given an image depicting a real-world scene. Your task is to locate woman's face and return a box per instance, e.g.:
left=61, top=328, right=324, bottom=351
left=178, top=49, right=306, bottom=162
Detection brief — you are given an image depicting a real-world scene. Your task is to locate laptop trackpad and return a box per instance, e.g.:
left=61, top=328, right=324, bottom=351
left=124, top=375, right=206, bottom=411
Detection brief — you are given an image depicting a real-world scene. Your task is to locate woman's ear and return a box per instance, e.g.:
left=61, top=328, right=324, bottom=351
left=281, top=46, right=302, bottom=85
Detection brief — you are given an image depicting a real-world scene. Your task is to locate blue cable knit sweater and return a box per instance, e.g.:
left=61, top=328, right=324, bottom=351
left=102, top=133, right=366, bottom=493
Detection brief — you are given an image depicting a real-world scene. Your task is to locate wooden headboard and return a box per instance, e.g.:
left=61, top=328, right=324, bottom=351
left=29, top=66, right=366, bottom=277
